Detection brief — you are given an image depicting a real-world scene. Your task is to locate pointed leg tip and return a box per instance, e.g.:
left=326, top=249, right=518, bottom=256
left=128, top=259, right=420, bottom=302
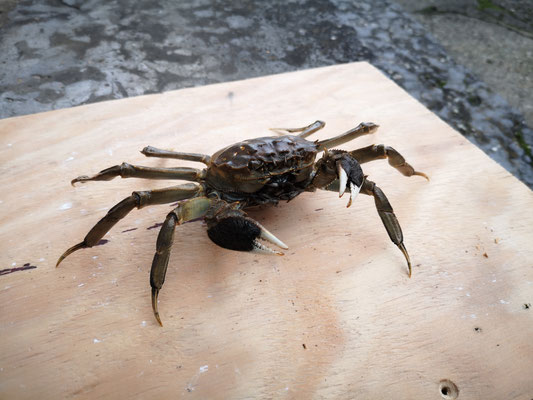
left=415, top=171, right=430, bottom=181
left=397, top=243, right=412, bottom=278
left=152, top=288, right=163, bottom=327
left=56, top=242, right=87, bottom=268
left=55, top=257, right=64, bottom=268
left=71, top=176, right=89, bottom=186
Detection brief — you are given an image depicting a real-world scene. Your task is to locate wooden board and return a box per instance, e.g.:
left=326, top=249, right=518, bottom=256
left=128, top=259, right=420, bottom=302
left=1, top=62, right=532, bottom=399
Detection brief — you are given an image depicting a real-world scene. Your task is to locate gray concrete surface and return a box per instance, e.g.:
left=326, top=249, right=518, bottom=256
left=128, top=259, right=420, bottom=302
left=391, top=0, right=533, bottom=131
left=1, top=0, right=532, bottom=188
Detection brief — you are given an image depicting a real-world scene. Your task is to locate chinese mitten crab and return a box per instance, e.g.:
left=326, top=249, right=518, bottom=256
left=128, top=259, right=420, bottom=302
left=57, top=121, right=428, bottom=325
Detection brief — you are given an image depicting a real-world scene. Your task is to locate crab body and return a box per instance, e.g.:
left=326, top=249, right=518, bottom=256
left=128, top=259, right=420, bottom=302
left=57, top=120, right=428, bottom=326
left=205, top=135, right=318, bottom=205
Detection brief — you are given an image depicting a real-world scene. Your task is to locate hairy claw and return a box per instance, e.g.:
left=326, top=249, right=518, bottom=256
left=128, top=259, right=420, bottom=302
left=337, top=162, right=363, bottom=208
left=206, top=203, right=288, bottom=256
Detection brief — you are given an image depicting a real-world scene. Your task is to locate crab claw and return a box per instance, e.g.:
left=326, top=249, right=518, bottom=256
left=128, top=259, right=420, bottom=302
left=206, top=208, right=288, bottom=256
left=253, top=222, right=288, bottom=255
left=336, top=156, right=364, bottom=208
left=337, top=163, right=348, bottom=198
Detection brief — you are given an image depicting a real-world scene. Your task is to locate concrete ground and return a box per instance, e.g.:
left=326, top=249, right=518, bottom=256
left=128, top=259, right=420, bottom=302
left=391, top=0, right=533, bottom=128
left=1, top=0, right=532, bottom=187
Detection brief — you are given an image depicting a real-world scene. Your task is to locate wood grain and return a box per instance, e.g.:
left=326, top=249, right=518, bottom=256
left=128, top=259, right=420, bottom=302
left=1, top=62, right=532, bottom=399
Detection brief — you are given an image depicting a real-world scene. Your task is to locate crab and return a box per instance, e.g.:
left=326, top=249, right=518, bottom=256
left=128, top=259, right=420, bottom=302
left=57, top=120, right=428, bottom=326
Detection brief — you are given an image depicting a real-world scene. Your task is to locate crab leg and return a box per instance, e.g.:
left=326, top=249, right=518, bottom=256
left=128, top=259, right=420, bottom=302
left=316, top=122, right=379, bottom=151
left=71, top=163, right=206, bottom=185
left=150, top=197, right=213, bottom=326
left=151, top=198, right=288, bottom=326
left=56, top=183, right=203, bottom=267
left=360, top=179, right=412, bottom=277
left=141, top=146, right=211, bottom=165
left=350, top=144, right=429, bottom=180
left=270, top=120, right=325, bottom=138
left=322, top=178, right=412, bottom=277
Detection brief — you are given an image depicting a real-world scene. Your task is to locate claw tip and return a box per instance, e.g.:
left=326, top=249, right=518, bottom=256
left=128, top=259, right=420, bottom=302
left=71, top=176, right=88, bottom=186
left=415, top=171, right=430, bottom=181
left=56, top=242, right=86, bottom=268
left=397, top=243, right=412, bottom=278
left=152, top=288, right=163, bottom=327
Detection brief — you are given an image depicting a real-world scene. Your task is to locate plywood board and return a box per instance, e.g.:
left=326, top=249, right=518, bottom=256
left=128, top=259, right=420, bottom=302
left=1, top=62, right=532, bottom=399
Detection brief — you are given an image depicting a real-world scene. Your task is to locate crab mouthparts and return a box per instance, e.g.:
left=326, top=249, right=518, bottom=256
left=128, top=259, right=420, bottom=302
left=252, top=224, right=288, bottom=255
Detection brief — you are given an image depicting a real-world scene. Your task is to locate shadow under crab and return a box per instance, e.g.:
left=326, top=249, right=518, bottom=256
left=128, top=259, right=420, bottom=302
left=57, top=120, right=428, bottom=326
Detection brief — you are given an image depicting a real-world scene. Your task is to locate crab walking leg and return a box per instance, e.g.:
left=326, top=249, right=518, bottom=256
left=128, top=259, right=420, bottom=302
left=269, top=120, right=325, bottom=138
left=361, top=179, right=412, bottom=277
left=150, top=197, right=213, bottom=326
left=350, top=144, right=429, bottom=180
left=56, top=183, right=203, bottom=267
left=321, top=179, right=412, bottom=277
left=71, top=163, right=206, bottom=185
left=141, top=146, right=211, bottom=165
left=316, top=122, right=379, bottom=151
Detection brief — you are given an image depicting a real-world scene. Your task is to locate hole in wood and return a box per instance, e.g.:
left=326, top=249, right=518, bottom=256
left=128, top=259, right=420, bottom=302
left=439, top=379, right=459, bottom=399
